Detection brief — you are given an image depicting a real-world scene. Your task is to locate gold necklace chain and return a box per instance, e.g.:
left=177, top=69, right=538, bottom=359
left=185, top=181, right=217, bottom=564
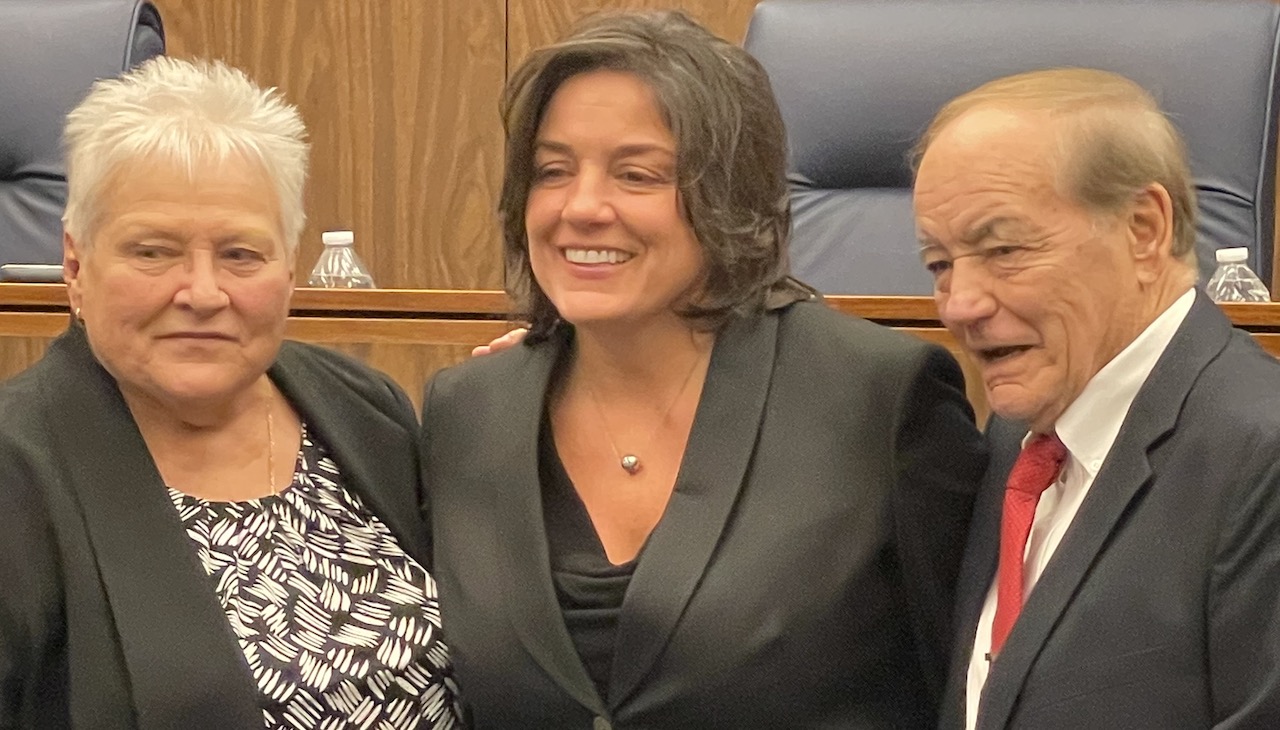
left=584, top=355, right=703, bottom=476
left=266, top=390, right=277, bottom=496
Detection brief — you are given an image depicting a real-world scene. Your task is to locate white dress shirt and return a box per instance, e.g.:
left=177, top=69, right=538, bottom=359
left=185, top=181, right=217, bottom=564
left=964, top=288, right=1195, bottom=730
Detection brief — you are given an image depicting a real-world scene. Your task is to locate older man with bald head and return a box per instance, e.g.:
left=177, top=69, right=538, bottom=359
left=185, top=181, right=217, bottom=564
left=914, top=68, right=1280, bottom=730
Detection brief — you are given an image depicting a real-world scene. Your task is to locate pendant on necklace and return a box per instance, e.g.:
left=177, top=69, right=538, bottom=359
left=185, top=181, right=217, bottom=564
left=620, top=454, right=641, bottom=475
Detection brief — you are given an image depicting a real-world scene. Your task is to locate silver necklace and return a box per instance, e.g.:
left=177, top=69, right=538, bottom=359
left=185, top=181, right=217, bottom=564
left=584, top=356, right=702, bottom=476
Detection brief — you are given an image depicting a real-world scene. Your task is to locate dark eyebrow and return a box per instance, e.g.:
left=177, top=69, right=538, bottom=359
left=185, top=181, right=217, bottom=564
left=612, top=143, right=674, bottom=160
left=533, top=140, right=674, bottom=161
left=534, top=140, right=571, bottom=156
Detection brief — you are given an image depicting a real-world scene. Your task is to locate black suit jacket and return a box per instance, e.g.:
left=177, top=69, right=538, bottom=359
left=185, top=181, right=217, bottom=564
left=422, top=300, right=988, bottom=729
left=0, top=325, right=430, bottom=729
left=942, top=292, right=1280, bottom=729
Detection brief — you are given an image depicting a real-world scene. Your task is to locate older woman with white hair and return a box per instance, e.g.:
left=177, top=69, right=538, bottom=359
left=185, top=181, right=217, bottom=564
left=0, top=57, right=461, bottom=728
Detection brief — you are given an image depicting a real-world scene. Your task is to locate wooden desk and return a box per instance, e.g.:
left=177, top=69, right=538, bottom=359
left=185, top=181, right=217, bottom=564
left=4, top=283, right=1280, bottom=419
left=0, top=285, right=517, bottom=410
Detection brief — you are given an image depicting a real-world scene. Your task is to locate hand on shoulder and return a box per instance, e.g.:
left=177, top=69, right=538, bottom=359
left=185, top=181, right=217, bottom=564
left=472, top=327, right=528, bottom=357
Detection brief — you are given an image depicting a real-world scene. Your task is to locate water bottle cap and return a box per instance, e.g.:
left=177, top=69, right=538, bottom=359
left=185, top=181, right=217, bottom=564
left=1215, top=247, right=1249, bottom=263
left=322, top=230, right=355, bottom=246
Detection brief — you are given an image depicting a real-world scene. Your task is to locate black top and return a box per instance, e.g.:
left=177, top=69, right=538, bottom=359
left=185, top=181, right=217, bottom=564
left=0, top=324, right=436, bottom=729
left=423, top=301, right=988, bottom=728
left=538, top=415, right=636, bottom=702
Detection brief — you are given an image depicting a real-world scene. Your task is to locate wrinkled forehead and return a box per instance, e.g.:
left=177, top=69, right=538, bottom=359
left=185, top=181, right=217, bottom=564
left=913, top=110, right=1065, bottom=244
left=917, top=108, right=1062, bottom=189
left=85, top=151, right=285, bottom=250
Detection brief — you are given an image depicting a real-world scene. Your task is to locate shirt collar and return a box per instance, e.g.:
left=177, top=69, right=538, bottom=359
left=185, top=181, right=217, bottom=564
left=1033, top=288, right=1195, bottom=475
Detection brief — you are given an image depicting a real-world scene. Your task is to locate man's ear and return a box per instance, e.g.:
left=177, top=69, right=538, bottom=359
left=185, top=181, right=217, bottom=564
left=63, top=231, right=84, bottom=312
left=1126, top=182, right=1175, bottom=284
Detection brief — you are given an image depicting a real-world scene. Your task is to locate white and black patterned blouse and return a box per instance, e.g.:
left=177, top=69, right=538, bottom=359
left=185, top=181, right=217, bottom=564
left=168, top=424, right=462, bottom=729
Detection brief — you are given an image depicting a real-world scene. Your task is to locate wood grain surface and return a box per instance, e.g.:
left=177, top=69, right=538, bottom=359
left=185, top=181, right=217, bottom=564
left=118, top=1, right=1280, bottom=301
left=154, top=0, right=508, bottom=291
left=9, top=284, right=1280, bottom=422
left=0, top=313, right=509, bottom=411
left=149, top=0, right=761, bottom=295
left=507, top=0, right=759, bottom=73
left=0, top=332, right=56, bottom=384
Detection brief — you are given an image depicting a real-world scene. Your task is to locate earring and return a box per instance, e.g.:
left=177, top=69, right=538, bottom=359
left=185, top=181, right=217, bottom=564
left=74, top=307, right=82, bottom=320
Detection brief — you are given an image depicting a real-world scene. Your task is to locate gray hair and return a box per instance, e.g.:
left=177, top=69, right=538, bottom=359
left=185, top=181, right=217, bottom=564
left=912, top=67, right=1197, bottom=266
left=62, top=56, right=309, bottom=252
left=499, top=10, right=807, bottom=338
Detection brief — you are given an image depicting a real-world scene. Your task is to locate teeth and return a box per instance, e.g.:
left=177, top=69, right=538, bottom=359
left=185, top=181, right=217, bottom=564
left=564, top=248, right=632, bottom=264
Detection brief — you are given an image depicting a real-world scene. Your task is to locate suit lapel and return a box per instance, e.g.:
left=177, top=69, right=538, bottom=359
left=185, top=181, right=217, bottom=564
left=939, top=417, right=1025, bottom=729
left=608, top=310, right=780, bottom=707
left=491, top=330, right=608, bottom=714
left=270, top=344, right=431, bottom=570
left=978, top=293, right=1233, bottom=729
left=41, top=326, right=261, bottom=729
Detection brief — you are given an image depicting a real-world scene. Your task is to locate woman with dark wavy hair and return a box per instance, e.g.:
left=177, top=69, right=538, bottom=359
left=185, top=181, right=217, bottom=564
left=422, top=10, right=986, bottom=728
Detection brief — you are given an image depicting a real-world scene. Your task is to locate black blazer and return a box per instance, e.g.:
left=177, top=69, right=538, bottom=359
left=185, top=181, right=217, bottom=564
left=942, top=292, right=1280, bottom=729
left=0, top=325, right=430, bottom=729
left=422, top=300, right=988, bottom=729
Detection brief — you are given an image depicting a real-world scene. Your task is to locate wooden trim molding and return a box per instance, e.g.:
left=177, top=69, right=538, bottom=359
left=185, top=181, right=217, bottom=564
left=5, top=284, right=1280, bottom=335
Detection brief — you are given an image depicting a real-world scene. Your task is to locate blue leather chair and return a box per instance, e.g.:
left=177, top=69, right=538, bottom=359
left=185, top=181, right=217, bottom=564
left=744, top=0, right=1280, bottom=295
left=0, top=0, right=165, bottom=270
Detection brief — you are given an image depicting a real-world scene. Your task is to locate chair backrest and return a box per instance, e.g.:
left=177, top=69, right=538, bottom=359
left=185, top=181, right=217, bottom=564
left=0, top=0, right=165, bottom=267
left=745, top=0, right=1280, bottom=295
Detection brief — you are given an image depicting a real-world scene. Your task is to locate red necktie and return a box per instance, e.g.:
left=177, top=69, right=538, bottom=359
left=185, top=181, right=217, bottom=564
left=989, top=432, right=1068, bottom=658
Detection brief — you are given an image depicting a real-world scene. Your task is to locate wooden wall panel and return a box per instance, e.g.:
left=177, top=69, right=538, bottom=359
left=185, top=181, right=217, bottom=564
left=0, top=308, right=62, bottom=383
left=154, top=0, right=508, bottom=291
left=0, top=314, right=507, bottom=412
left=0, top=336, right=478, bottom=413
left=1274, top=195, right=1279, bottom=300
left=9, top=288, right=1280, bottom=423
left=297, top=343, right=482, bottom=411
left=508, top=0, right=760, bottom=70
left=137, top=0, right=1280, bottom=300
left=285, top=317, right=512, bottom=410
left=0, top=336, right=56, bottom=383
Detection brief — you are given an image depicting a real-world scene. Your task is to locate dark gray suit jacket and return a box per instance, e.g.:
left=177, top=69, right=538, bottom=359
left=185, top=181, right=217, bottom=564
left=0, top=325, right=430, bottom=729
left=942, top=292, right=1280, bottom=729
left=422, top=300, right=988, bottom=729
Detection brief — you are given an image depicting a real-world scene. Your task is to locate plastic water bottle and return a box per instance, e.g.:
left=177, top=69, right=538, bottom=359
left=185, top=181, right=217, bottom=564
left=1205, top=247, right=1270, bottom=303
left=307, top=230, right=376, bottom=288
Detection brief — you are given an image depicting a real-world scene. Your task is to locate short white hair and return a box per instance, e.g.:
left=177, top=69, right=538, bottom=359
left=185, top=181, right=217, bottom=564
left=62, top=56, right=309, bottom=252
